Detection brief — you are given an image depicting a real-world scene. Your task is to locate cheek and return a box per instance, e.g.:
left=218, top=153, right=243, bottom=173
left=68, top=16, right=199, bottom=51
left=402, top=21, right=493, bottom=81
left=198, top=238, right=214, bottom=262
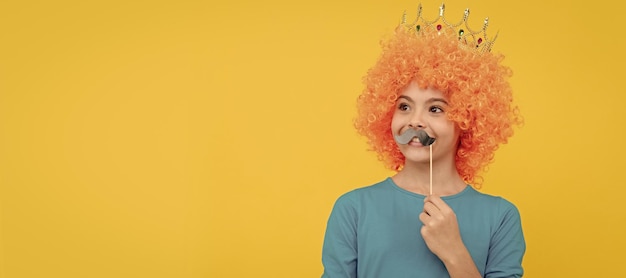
left=433, top=121, right=457, bottom=137
left=390, top=115, right=409, bottom=135
left=390, top=113, right=401, bottom=130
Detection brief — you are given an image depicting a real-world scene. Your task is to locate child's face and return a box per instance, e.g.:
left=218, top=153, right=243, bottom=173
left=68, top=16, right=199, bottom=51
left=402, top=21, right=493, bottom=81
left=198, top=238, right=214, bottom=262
left=391, top=82, right=460, bottom=165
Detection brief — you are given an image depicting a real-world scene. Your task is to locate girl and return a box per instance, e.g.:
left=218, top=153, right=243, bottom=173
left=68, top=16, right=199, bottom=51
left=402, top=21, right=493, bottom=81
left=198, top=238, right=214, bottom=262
left=321, top=5, right=525, bottom=278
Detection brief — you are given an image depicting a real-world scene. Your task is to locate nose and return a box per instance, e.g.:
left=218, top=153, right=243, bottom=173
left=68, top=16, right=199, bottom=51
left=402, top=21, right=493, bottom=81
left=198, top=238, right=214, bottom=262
left=407, top=110, right=426, bottom=129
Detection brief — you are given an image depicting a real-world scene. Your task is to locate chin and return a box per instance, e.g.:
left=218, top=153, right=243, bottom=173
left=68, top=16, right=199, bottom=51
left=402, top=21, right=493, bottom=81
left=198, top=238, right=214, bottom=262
left=400, top=153, right=431, bottom=165
left=404, top=158, right=431, bottom=165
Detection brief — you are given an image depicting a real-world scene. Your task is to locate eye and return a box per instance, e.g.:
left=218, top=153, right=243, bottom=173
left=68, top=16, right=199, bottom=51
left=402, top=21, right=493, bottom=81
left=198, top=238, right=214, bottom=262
left=398, top=103, right=410, bottom=111
left=429, top=106, right=444, bottom=113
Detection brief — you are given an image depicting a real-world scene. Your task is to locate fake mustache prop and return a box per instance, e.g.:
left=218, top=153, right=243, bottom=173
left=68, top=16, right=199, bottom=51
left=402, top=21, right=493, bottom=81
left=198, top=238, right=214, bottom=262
left=394, top=129, right=436, bottom=195
left=394, top=129, right=436, bottom=146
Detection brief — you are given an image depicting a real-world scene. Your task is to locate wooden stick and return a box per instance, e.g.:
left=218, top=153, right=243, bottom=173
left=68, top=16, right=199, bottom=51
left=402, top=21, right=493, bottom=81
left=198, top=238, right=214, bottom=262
left=429, top=144, right=433, bottom=195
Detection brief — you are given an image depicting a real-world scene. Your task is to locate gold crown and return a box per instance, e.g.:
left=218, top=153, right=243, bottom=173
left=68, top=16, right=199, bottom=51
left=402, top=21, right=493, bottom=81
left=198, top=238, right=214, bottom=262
left=401, top=3, right=498, bottom=53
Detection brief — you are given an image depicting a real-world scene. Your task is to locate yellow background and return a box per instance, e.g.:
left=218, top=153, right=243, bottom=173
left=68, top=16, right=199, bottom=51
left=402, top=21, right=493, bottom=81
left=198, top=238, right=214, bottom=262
left=1, top=0, right=625, bottom=277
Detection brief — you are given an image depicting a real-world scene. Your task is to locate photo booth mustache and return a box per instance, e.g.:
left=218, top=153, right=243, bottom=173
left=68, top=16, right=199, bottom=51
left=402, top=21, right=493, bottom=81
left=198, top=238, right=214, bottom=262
left=394, top=129, right=436, bottom=146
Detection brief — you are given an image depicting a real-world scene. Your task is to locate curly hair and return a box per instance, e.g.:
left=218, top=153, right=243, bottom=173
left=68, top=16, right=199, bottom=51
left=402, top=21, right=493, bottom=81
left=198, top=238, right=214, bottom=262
left=354, top=26, right=522, bottom=187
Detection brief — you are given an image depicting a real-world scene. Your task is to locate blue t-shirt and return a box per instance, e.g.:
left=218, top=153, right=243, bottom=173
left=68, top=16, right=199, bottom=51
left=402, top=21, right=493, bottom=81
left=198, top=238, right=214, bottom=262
left=321, top=178, right=525, bottom=278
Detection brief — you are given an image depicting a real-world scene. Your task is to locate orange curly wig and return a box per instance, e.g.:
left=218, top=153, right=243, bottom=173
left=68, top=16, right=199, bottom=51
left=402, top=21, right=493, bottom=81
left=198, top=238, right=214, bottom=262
left=354, top=26, right=522, bottom=187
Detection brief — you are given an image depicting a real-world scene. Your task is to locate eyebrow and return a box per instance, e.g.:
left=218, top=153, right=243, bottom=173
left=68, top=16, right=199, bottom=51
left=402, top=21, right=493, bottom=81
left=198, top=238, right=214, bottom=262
left=397, top=95, right=449, bottom=105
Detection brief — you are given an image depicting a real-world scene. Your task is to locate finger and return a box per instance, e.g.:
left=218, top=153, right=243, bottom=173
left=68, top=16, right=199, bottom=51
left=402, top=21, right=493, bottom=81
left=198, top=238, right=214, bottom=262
left=426, top=195, right=453, bottom=214
left=422, top=201, right=441, bottom=218
left=419, top=211, right=430, bottom=225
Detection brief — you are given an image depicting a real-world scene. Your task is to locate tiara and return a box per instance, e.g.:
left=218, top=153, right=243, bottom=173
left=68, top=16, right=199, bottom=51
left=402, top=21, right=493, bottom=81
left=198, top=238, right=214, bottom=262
left=401, top=3, right=497, bottom=53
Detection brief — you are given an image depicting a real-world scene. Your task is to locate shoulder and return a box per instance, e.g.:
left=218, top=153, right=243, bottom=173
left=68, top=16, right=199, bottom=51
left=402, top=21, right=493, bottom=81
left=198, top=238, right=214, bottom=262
left=470, top=189, right=523, bottom=224
left=332, top=178, right=393, bottom=208
left=450, top=188, right=521, bottom=218
left=466, top=188, right=519, bottom=209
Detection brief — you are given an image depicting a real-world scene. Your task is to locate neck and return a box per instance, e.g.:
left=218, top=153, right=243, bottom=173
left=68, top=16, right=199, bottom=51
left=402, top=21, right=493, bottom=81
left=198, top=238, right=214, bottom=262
left=392, top=158, right=467, bottom=196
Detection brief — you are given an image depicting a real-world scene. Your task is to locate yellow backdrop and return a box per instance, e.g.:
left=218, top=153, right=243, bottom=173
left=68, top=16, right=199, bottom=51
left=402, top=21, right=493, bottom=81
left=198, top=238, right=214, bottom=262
left=1, top=0, right=625, bottom=277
